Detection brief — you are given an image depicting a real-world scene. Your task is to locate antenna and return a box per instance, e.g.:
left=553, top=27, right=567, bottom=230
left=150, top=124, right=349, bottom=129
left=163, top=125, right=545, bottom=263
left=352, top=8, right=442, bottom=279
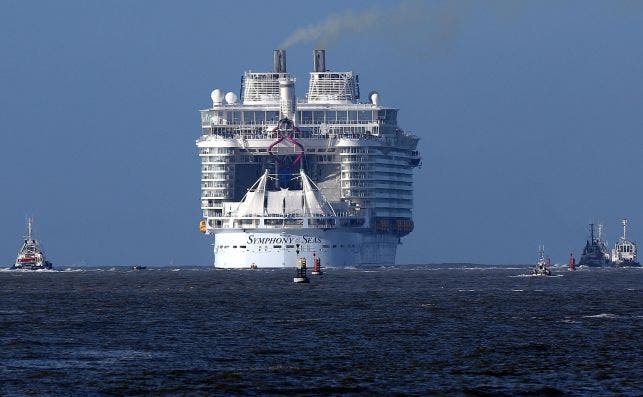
left=27, top=217, right=33, bottom=240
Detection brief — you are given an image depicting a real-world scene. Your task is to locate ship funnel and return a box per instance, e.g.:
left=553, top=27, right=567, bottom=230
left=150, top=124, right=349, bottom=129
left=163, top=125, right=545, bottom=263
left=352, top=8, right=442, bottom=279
left=273, top=49, right=287, bottom=73
left=279, top=77, right=296, bottom=121
left=313, top=49, right=326, bottom=72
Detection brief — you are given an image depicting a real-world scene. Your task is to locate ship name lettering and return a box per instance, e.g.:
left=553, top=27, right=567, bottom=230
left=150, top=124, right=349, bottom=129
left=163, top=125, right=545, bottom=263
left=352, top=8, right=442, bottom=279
left=245, top=234, right=322, bottom=245
left=302, top=235, right=322, bottom=243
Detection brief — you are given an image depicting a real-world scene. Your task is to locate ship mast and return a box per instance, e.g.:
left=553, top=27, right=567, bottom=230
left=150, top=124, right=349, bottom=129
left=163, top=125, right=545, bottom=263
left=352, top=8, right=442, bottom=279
left=27, top=217, right=33, bottom=240
left=622, top=218, right=628, bottom=241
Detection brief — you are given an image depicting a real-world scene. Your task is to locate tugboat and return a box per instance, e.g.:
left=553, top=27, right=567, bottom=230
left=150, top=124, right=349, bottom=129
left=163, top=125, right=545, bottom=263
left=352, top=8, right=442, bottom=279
left=578, top=223, right=611, bottom=267
left=532, top=245, right=551, bottom=276
left=12, top=218, right=53, bottom=270
left=610, top=219, right=640, bottom=267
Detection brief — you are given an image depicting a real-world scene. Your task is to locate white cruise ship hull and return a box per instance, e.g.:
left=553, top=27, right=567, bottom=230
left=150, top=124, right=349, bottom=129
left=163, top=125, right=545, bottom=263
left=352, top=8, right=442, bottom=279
left=213, top=229, right=398, bottom=268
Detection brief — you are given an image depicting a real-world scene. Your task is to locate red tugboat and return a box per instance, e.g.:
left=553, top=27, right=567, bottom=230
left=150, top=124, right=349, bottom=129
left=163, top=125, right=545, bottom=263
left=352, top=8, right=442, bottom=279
left=12, top=218, right=53, bottom=270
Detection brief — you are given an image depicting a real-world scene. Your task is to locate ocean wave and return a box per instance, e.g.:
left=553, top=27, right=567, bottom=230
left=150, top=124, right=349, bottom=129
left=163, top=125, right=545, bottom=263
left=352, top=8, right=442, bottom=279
left=582, top=313, right=620, bottom=319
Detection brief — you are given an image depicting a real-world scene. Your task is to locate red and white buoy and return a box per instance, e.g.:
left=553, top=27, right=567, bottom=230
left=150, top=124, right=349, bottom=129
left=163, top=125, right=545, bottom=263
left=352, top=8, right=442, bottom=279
left=311, top=253, right=323, bottom=276
left=568, top=253, right=576, bottom=271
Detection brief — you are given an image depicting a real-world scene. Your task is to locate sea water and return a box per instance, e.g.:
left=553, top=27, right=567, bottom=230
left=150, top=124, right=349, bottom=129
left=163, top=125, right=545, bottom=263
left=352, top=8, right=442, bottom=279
left=0, top=266, right=641, bottom=395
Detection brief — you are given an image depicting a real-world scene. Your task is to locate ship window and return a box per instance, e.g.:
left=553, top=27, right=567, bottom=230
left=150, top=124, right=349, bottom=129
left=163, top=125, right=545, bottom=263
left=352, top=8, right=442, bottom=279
left=242, top=112, right=253, bottom=124
left=231, top=111, right=241, bottom=124
left=313, top=111, right=324, bottom=124
left=358, top=111, right=372, bottom=122
left=300, top=111, right=313, bottom=124
left=274, top=245, right=282, bottom=248
left=337, top=111, right=348, bottom=122
left=322, top=244, right=330, bottom=248
left=286, top=244, right=295, bottom=248
left=325, top=111, right=337, bottom=122
left=348, top=111, right=358, bottom=122
left=240, top=245, right=246, bottom=248
left=255, top=112, right=265, bottom=124
left=377, top=109, right=397, bottom=124
left=266, top=111, right=279, bottom=123
left=332, top=245, right=337, bottom=248
left=233, top=245, right=237, bottom=248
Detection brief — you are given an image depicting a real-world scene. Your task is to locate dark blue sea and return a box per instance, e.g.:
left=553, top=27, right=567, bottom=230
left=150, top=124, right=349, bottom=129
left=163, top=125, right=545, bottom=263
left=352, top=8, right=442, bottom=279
left=0, top=265, right=641, bottom=396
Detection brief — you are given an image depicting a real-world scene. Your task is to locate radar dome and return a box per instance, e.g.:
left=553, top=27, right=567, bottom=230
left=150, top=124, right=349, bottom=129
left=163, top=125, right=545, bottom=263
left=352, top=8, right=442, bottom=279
left=369, top=91, right=380, bottom=106
left=224, top=92, right=238, bottom=104
left=211, top=89, right=223, bottom=105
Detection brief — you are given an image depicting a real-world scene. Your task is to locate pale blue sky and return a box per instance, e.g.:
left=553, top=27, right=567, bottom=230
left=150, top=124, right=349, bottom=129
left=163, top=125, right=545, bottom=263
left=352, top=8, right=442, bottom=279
left=1, top=1, right=642, bottom=266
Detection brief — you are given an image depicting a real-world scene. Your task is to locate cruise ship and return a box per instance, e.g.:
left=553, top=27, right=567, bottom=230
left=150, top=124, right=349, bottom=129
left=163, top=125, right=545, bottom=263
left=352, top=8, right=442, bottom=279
left=196, top=49, right=421, bottom=268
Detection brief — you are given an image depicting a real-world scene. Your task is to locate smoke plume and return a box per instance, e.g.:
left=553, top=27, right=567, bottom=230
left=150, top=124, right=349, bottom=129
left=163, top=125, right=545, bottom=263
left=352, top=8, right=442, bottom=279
left=278, top=0, right=472, bottom=57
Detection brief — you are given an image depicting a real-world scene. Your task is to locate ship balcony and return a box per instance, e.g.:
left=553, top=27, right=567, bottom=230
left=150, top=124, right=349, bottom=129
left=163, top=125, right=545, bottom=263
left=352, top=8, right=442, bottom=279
left=341, top=176, right=413, bottom=184
left=199, top=156, right=233, bottom=163
left=342, top=164, right=413, bottom=174
left=201, top=176, right=232, bottom=182
left=340, top=157, right=410, bottom=167
left=202, top=191, right=232, bottom=199
left=341, top=183, right=413, bottom=191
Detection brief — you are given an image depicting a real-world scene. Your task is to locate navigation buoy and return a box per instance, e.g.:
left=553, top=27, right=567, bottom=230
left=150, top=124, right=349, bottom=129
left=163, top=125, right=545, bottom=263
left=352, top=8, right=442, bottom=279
left=568, top=253, right=576, bottom=271
left=293, top=257, right=309, bottom=283
left=311, top=253, right=322, bottom=275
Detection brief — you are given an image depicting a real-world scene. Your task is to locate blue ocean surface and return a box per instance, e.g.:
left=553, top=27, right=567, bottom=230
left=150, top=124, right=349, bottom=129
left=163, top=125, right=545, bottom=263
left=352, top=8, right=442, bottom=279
left=0, top=265, right=641, bottom=396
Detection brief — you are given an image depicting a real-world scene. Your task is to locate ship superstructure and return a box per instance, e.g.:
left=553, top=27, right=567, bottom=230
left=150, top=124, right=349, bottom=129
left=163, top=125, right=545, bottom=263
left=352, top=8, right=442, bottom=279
left=196, top=50, right=421, bottom=267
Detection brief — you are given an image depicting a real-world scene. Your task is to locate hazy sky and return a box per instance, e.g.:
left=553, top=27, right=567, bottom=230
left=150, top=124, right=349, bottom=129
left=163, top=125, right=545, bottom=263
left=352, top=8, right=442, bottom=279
left=1, top=1, right=642, bottom=266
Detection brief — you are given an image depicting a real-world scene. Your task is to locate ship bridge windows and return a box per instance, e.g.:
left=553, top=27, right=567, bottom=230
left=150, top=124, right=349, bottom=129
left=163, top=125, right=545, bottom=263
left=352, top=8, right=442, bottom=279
left=298, top=110, right=376, bottom=125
